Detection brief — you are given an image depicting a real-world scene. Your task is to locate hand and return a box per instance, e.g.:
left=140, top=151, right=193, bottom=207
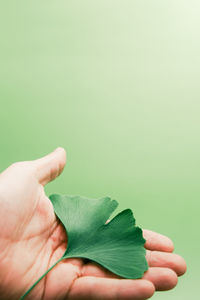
left=0, top=148, right=186, bottom=300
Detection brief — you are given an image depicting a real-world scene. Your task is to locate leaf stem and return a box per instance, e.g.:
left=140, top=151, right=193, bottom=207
left=19, top=257, right=63, bottom=300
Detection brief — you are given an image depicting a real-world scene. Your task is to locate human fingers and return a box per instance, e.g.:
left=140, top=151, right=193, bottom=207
left=33, top=147, right=66, bottom=185
left=67, top=276, right=155, bottom=300
left=143, top=230, right=174, bottom=252
left=82, top=249, right=186, bottom=279
left=142, top=267, right=178, bottom=291
left=82, top=264, right=177, bottom=292
left=146, top=250, right=187, bottom=276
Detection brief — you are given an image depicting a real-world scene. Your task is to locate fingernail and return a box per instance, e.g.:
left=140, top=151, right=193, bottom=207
left=54, top=147, right=62, bottom=152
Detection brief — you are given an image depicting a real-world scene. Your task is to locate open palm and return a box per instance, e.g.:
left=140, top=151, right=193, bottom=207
left=0, top=148, right=186, bottom=300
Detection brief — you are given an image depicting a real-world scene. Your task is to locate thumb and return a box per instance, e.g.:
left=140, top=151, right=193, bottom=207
left=34, top=147, right=66, bottom=185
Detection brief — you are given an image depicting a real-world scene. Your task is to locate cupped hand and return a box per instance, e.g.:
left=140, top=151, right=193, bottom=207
left=0, top=149, right=186, bottom=300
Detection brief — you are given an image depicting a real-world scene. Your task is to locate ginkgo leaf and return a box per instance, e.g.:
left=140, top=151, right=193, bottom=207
left=49, top=194, right=148, bottom=279
left=20, top=194, right=148, bottom=299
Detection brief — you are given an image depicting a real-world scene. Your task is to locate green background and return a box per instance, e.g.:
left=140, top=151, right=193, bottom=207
left=0, top=1, right=199, bottom=299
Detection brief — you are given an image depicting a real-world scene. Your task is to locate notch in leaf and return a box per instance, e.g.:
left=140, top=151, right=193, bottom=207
left=49, top=194, right=148, bottom=279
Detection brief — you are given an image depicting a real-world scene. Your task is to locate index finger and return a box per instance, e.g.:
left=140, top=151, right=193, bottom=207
left=143, top=230, right=174, bottom=252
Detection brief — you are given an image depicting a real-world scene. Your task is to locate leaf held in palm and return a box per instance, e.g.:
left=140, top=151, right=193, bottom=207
left=49, top=194, right=148, bottom=279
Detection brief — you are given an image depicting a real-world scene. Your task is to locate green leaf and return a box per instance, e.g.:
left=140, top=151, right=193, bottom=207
left=20, top=194, right=148, bottom=299
left=49, top=194, right=148, bottom=279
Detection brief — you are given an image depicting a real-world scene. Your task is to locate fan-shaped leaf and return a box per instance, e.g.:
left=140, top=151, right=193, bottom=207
left=49, top=194, right=148, bottom=279
left=20, top=194, right=149, bottom=299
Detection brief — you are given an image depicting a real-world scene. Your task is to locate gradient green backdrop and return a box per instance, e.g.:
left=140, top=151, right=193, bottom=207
left=0, top=1, right=199, bottom=299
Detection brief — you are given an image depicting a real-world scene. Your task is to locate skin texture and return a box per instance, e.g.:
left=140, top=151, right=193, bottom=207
left=0, top=148, right=187, bottom=300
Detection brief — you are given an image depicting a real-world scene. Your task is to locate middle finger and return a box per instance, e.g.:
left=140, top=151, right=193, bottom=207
left=146, top=250, right=187, bottom=276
